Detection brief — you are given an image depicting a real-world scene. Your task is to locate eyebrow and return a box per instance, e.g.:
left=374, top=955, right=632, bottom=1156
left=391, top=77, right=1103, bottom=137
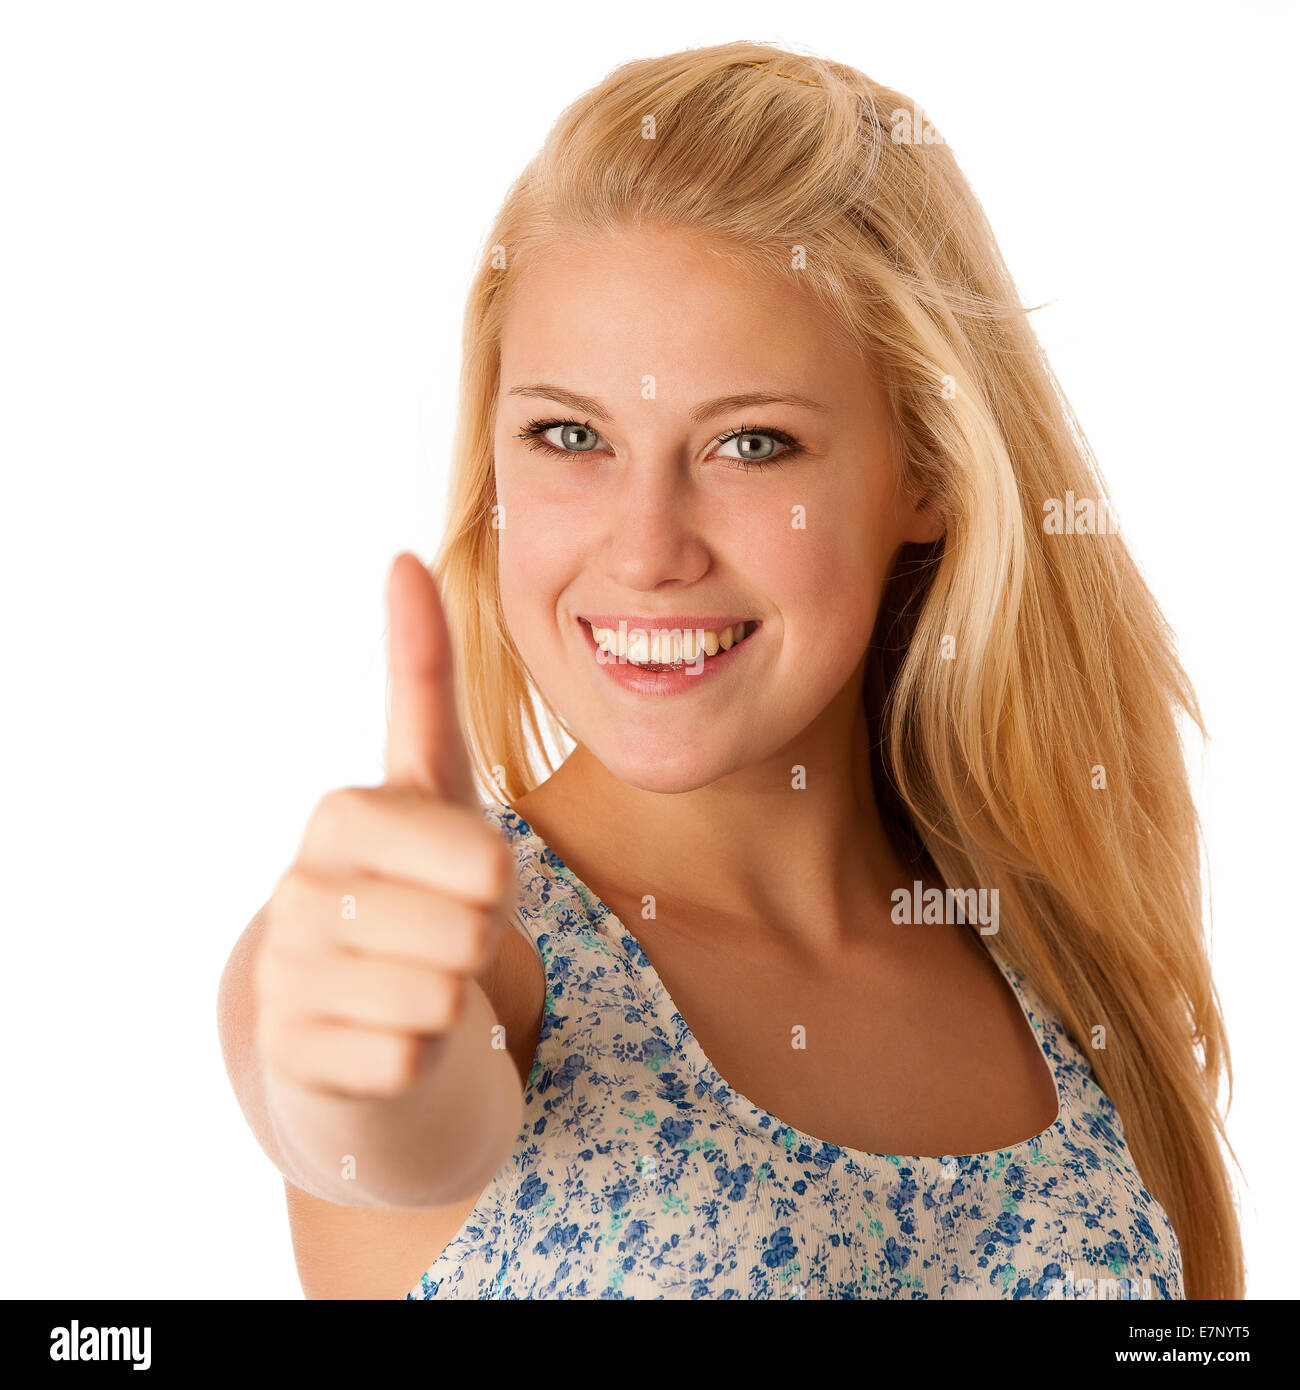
left=504, top=383, right=830, bottom=424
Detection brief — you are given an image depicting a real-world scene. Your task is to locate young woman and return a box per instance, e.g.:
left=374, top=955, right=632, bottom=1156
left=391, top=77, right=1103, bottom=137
left=219, top=41, right=1244, bottom=1299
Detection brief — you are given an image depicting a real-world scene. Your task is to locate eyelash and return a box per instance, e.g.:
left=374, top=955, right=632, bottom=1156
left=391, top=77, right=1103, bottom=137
left=514, top=417, right=803, bottom=472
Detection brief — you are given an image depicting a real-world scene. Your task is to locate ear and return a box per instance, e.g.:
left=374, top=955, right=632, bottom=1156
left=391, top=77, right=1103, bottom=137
left=900, top=494, right=945, bottom=545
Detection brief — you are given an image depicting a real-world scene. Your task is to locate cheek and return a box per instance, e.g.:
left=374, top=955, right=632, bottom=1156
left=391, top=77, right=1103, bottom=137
left=749, top=485, right=889, bottom=642
left=495, top=466, right=570, bottom=601
left=493, top=466, right=597, bottom=685
left=496, top=536, right=565, bottom=697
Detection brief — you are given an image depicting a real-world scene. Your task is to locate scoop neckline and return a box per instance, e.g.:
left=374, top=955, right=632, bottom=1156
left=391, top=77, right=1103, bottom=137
left=489, top=799, right=1067, bottom=1169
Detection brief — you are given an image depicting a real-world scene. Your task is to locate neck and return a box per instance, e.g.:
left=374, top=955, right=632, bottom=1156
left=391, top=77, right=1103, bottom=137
left=514, top=666, right=932, bottom=958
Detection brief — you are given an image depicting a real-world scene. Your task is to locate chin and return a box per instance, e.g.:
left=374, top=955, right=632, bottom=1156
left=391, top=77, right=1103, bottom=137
left=614, top=767, right=724, bottom=795
left=592, top=740, right=740, bottom=796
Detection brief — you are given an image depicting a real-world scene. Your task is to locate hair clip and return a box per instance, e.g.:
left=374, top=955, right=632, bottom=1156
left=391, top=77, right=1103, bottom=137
left=736, top=59, right=825, bottom=90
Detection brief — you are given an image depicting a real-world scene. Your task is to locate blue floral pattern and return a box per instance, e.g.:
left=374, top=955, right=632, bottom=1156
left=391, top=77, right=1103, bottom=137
left=407, top=803, right=1183, bottom=1300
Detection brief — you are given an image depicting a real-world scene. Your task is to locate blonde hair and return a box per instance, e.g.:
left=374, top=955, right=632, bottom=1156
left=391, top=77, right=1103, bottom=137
left=432, top=39, right=1245, bottom=1298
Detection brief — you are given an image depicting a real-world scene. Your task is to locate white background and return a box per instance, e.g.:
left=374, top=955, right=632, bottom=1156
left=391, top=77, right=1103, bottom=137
left=2, top=0, right=1294, bottom=1299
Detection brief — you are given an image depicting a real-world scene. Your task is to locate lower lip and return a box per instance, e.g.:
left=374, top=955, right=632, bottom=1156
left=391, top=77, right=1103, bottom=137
left=577, top=619, right=761, bottom=696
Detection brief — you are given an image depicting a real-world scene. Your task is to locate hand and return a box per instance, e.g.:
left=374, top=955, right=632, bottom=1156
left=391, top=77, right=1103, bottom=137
left=253, top=552, right=515, bottom=1098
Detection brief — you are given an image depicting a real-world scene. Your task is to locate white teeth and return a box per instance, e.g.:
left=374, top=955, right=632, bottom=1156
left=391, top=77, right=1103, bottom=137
left=588, top=620, right=754, bottom=665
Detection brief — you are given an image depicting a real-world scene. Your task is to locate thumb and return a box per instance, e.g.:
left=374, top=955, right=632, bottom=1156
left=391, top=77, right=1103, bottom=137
left=383, top=552, right=477, bottom=804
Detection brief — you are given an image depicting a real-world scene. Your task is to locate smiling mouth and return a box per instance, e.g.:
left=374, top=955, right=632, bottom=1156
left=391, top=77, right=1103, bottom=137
left=579, top=617, right=760, bottom=670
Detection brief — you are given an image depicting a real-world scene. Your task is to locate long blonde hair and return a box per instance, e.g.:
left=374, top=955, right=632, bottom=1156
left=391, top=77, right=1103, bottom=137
left=432, top=39, right=1245, bottom=1299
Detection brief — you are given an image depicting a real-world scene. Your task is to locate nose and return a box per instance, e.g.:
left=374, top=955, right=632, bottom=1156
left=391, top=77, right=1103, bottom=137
left=601, top=450, right=712, bottom=592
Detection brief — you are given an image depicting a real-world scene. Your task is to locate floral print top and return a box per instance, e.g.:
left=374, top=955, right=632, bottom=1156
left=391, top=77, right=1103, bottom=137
left=406, top=802, right=1183, bottom=1300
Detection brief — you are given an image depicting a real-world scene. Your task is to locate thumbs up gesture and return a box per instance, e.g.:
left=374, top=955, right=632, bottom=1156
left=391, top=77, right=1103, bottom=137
left=253, top=554, right=516, bottom=1099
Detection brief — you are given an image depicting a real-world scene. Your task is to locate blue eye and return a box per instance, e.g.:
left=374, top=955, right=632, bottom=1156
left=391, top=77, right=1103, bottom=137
left=518, top=419, right=605, bottom=454
left=712, top=425, right=802, bottom=471
left=515, top=417, right=802, bottom=472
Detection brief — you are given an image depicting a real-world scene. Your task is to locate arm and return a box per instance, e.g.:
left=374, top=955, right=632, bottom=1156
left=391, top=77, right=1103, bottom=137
left=217, top=905, right=526, bottom=1208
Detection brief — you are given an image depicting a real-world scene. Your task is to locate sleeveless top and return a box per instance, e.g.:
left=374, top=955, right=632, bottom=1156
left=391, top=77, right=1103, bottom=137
left=406, top=802, right=1184, bottom=1300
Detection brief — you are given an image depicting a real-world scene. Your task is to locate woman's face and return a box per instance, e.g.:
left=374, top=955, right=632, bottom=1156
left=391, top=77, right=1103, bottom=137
left=493, top=223, right=939, bottom=794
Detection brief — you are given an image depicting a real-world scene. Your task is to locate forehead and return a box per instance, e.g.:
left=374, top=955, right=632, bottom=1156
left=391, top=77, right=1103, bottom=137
left=498, top=225, right=864, bottom=399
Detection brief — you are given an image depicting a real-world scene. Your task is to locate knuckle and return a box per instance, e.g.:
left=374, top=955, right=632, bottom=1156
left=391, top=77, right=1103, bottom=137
left=359, top=959, right=437, bottom=1035
left=459, top=909, right=496, bottom=973
left=371, top=1034, right=422, bottom=1096
left=266, top=869, right=324, bottom=948
left=437, top=973, right=467, bottom=1030
left=305, top=785, right=368, bottom=850
left=408, top=969, right=463, bottom=1033
left=472, top=827, right=515, bottom=905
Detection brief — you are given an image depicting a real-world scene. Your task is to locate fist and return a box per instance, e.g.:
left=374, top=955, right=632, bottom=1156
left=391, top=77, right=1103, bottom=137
left=253, top=553, right=516, bottom=1098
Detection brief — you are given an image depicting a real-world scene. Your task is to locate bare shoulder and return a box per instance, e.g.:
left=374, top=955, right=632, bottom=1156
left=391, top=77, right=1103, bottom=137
left=281, top=920, right=545, bottom=1299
